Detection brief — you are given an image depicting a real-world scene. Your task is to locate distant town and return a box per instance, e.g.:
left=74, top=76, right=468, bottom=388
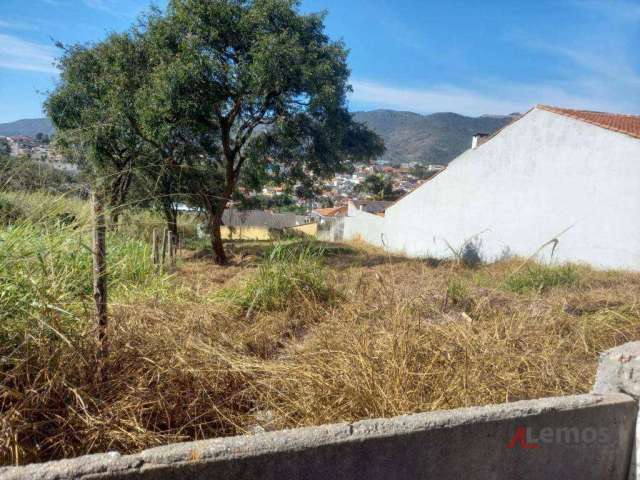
left=0, top=131, right=446, bottom=215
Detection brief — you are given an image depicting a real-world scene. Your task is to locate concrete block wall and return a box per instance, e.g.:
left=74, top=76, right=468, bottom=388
left=3, top=343, right=640, bottom=480
left=594, top=341, right=640, bottom=480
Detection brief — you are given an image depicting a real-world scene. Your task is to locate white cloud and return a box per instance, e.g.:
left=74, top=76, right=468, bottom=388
left=350, top=0, right=640, bottom=116
left=0, top=19, right=39, bottom=31
left=0, top=34, right=58, bottom=74
left=83, top=0, right=113, bottom=12
left=349, top=78, right=631, bottom=117
left=569, top=0, right=640, bottom=21
left=81, top=0, right=151, bottom=18
left=350, top=80, right=523, bottom=116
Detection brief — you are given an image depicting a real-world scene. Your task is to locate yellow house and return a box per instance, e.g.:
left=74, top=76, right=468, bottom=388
left=200, top=209, right=316, bottom=241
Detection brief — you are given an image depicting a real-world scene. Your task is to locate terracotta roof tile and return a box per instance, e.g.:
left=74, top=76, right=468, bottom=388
left=538, top=105, right=640, bottom=139
left=312, top=206, right=347, bottom=217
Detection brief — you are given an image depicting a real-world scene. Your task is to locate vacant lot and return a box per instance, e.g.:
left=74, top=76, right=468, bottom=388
left=2, top=192, right=640, bottom=466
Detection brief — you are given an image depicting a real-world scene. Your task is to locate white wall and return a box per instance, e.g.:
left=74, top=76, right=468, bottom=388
left=343, top=202, right=387, bottom=247
left=371, top=107, right=640, bottom=269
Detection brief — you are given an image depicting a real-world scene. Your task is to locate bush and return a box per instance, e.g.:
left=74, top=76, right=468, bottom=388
left=0, top=155, right=79, bottom=194
left=504, top=264, right=580, bottom=293
left=446, top=279, right=471, bottom=308
left=228, top=240, right=334, bottom=312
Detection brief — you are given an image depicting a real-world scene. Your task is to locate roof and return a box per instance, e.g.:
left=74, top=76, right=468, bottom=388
left=353, top=200, right=395, bottom=214
left=222, top=209, right=306, bottom=229
left=312, top=206, right=348, bottom=218
left=537, top=105, right=640, bottom=140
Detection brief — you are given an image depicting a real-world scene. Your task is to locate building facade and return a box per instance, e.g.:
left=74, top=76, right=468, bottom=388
left=343, top=105, right=640, bottom=270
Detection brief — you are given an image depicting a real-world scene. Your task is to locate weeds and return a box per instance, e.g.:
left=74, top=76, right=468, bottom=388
left=445, top=279, right=471, bottom=309
left=504, top=263, right=581, bottom=293
left=2, top=198, right=639, bottom=467
left=223, top=240, right=335, bottom=313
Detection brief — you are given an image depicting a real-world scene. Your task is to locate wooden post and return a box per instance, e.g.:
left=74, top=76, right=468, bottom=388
left=160, top=228, right=167, bottom=269
left=151, top=229, right=159, bottom=266
left=92, top=191, right=108, bottom=364
left=172, top=233, right=178, bottom=267
left=167, top=231, right=174, bottom=268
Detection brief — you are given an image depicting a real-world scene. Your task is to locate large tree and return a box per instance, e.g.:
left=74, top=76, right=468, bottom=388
left=138, top=0, right=384, bottom=264
left=45, top=35, right=147, bottom=227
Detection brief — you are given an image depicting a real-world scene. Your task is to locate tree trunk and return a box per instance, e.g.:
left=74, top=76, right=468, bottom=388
left=92, top=192, right=108, bottom=366
left=108, top=166, right=132, bottom=230
left=209, top=208, right=227, bottom=265
left=161, top=200, right=179, bottom=243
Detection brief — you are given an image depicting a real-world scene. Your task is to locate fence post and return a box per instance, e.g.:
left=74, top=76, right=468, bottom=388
left=92, top=191, right=108, bottom=368
left=160, top=228, right=167, bottom=269
left=167, top=232, right=174, bottom=268
left=151, top=229, right=159, bottom=266
left=593, top=342, right=640, bottom=480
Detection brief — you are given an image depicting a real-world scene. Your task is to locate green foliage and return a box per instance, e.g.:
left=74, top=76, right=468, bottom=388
left=354, top=173, right=397, bottom=200
left=0, top=194, right=170, bottom=349
left=0, top=138, right=10, bottom=156
left=505, top=264, right=581, bottom=294
left=142, top=0, right=384, bottom=260
left=45, top=33, right=152, bottom=223
left=225, top=240, right=334, bottom=312
left=410, top=164, right=439, bottom=180
left=0, top=156, right=79, bottom=194
left=446, top=279, right=470, bottom=307
left=46, top=0, right=386, bottom=264
left=0, top=196, right=23, bottom=225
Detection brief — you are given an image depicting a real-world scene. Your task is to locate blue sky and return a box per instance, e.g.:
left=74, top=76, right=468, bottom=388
left=1, top=0, right=639, bottom=123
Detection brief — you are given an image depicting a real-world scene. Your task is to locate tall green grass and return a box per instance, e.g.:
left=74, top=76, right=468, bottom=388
left=224, top=240, right=335, bottom=312
left=504, top=263, right=581, bottom=293
left=0, top=191, right=169, bottom=348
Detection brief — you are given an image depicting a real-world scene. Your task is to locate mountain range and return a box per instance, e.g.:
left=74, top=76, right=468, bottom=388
left=0, top=110, right=518, bottom=164
left=0, top=118, right=54, bottom=137
left=352, top=110, right=519, bottom=165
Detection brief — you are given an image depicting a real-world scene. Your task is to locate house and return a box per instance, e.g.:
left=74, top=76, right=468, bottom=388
left=199, top=209, right=311, bottom=241
left=342, top=105, right=640, bottom=270
left=222, top=209, right=310, bottom=240
left=351, top=200, right=395, bottom=216
left=311, top=205, right=348, bottom=242
left=310, top=205, right=348, bottom=224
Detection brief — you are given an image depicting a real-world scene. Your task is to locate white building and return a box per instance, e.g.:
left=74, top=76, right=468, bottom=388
left=343, top=105, right=640, bottom=270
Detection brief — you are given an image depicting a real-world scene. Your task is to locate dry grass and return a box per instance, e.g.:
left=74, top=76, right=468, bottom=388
left=2, top=240, right=640, bottom=466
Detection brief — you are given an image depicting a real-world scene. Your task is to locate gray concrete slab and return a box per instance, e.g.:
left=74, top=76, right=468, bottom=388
left=1, top=393, right=635, bottom=480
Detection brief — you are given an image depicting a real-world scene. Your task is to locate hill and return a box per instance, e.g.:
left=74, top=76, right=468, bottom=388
left=353, top=110, right=519, bottom=164
left=0, top=111, right=518, bottom=164
left=0, top=118, right=54, bottom=137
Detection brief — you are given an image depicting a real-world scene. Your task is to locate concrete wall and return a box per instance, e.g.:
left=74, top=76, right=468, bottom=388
left=593, top=342, right=640, bottom=479
left=6, top=341, right=640, bottom=479
left=367, top=107, right=640, bottom=269
left=289, top=222, right=318, bottom=236
left=1, top=392, right=635, bottom=480
left=342, top=203, right=387, bottom=247
left=220, top=226, right=272, bottom=241
left=316, top=217, right=345, bottom=242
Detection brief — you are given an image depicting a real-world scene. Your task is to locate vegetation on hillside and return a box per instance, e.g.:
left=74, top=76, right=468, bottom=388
left=0, top=156, right=79, bottom=194
left=0, top=118, right=54, bottom=137
left=354, top=173, right=399, bottom=200
left=353, top=110, right=517, bottom=164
